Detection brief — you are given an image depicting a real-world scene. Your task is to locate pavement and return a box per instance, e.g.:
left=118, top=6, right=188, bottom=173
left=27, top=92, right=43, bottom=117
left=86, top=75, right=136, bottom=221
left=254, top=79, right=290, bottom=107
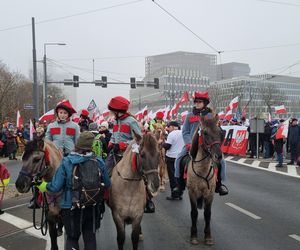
left=224, top=154, right=300, bottom=178
left=0, top=160, right=300, bottom=250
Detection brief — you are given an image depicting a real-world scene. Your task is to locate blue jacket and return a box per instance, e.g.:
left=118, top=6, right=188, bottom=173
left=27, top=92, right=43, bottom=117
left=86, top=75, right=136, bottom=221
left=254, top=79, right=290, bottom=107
left=46, top=153, right=111, bottom=209
left=182, top=112, right=200, bottom=145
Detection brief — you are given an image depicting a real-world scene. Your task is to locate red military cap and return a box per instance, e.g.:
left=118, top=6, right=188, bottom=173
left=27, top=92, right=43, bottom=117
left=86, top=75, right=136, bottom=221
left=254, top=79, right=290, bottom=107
left=81, top=109, right=89, bottom=117
left=192, top=91, right=210, bottom=104
left=55, top=99, right=76, bottom=116
left=156, top=111, right=164, bottom=119
left=108, top=96, right=130, bottom=112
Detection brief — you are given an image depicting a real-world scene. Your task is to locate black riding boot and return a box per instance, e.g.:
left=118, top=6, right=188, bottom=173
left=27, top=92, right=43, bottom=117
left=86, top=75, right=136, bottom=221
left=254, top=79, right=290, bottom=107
left=215, top=162, right=228, bottom=196
left=144, top=198, right=155, bottom=213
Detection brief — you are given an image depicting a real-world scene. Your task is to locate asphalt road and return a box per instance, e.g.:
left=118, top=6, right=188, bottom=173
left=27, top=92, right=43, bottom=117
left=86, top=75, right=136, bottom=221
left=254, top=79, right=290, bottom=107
left=1, top=160, right=299, bottom=250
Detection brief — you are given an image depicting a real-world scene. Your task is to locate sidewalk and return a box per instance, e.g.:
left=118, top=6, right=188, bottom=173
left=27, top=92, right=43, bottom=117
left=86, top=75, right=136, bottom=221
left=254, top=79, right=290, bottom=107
left=225, top=154, right=300, bottom=178
left=0, top=155, right=22, bottom=164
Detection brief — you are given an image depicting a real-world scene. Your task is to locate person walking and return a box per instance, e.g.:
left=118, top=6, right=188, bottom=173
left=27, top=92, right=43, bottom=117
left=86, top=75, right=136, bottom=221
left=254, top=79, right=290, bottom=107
left=287, top=118, right=300, bottom=165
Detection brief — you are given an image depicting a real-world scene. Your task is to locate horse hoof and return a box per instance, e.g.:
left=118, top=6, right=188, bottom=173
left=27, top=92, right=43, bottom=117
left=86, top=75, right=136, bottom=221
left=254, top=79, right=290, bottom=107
left=204, top=237, right=214, bottom=246
left=190, top=238, right=199, bottom=245
left=139, top=233, right=144, bottom=241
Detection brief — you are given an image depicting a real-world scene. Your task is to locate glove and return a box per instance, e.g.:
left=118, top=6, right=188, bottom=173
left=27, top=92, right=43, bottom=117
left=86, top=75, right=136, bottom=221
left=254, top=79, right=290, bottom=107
left=2, top=178, right=10, bottom=186
left=119, top=141, right=127, bottom=151
left=185, top=144, right=191, bottom=150
left=37, top=181, right=48, bottom=193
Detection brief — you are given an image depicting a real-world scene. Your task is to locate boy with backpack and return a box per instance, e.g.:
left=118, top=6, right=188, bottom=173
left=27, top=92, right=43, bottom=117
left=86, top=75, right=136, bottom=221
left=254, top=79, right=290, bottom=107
left=37, top=131, right=111, bottom=250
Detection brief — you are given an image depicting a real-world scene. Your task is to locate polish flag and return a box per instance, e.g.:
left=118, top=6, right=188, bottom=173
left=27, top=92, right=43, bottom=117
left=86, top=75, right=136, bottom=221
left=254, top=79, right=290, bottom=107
left=39, top=109, right=55, bottom=122
left=147, top=110, right=155, bottom=120
left=163, top=106, right=170, bottom=120
left=181, top=110, right=188, bottom=121
left=274, top=105, right=286, bottom=114
left=226, top=96, right=239, bottom=112
left=101, top=109, right=110, bottom=118
left=16, top=110, right=23, bottom=128
left=170, top=91, right=189, bottom=117
left=135, top=106, right=148, bottom=120
left=218, top=111, right=225, bottom=120
left=224, top=110, right=233, bottom=120
left=72, top=113, right=80, bottom=123
left=29, top=119, right=35, bottom=141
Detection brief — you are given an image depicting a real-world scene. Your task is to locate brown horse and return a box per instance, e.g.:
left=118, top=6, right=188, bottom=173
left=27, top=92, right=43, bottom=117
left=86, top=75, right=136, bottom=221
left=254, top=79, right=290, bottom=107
left=15, top=138, right=63, bottom=250
left=187, top=114, right=223, bottom=246
left=109, top=133, right=160, bottom=250
left=152, top=123, right=168, bottom=191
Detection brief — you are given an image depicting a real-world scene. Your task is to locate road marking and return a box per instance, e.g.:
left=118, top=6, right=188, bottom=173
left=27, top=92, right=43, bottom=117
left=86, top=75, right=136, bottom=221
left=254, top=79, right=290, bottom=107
left=2, top=203, right=28, bottom=211
left=289, top=234, right=300, bottom=242
left=252, top=160, right=260, bottom=167
left=287, top=165, right=298, bottom=176
left=0, top=212, right=32, bottom=229
left=237, top=158, right=245, bottom=164
left=225, top=202, right=262, bottom=220
left=0, top=246, right=7, bottom=250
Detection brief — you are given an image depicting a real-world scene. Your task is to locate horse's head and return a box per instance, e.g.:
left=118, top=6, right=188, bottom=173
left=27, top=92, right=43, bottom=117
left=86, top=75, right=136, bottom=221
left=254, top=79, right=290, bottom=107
left=191, top=113, right=223, bottom=163
left=134, top=131, right=160, bottom=196
left=15, top=139, right=47, bottom=193
left=153, top=123, right=167, bottom=141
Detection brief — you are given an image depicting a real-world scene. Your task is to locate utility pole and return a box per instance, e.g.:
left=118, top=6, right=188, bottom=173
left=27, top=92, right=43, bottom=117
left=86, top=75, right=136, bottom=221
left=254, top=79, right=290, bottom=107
left=32, top=17, right=39, bottom=119
left=92, top=59, right=95, bottom=82
left=138, top=93, right=141, bottom=110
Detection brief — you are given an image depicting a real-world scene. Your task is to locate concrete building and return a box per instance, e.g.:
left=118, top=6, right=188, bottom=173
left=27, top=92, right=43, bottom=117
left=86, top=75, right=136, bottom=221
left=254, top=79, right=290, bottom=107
left=209, top=74, right=300, bottom=118
left=130, top=51, right=217, bottom=112
left=216, top=62, right=250, bottom=81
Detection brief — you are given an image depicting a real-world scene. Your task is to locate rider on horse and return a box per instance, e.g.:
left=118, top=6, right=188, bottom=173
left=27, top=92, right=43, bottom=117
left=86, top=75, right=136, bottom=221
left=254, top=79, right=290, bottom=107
left=149, top=111, right=166, bottom=131
left=173, top=91, right=228, bottom=196
left=105, top=96, right=156, bottom=213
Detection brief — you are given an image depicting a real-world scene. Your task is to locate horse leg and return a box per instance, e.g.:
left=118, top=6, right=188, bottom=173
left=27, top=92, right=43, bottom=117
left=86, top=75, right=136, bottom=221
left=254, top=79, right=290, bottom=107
left=139, top=225, right=144, bottom=241
left=203, top=200, right=214, bottom=245
left=190, top=197, right=199, bottom=245
left=113, top=217, right=125, bottom=250
left=132, top=219, right=142, bottom=250
left=48, top=221, right=58, bottom=250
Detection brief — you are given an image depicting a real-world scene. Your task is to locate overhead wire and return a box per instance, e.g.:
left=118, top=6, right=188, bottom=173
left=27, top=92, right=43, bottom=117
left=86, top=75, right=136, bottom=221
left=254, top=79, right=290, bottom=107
left=256, top=0, right=300, bottom=7
left=0, top=0, right=145, bottom=32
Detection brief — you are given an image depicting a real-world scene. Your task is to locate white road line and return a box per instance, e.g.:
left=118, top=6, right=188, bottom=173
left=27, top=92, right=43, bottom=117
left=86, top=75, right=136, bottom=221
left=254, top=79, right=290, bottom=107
left=289, top=234, right=300, bottom=242
left=2, top=203, right=28, bottom=211
left=237, top=158, right=245, bottom=164
left=0, top=246, right=7, bottom=250
left=268, top=163, right=277, bottom=172
left=287, top=165, right=298, bottom=176
left=225, top=202, right=262, bottom=220
left=252, top=160, right=260, bottom=167
left=0, top=212, right=32, bottom=229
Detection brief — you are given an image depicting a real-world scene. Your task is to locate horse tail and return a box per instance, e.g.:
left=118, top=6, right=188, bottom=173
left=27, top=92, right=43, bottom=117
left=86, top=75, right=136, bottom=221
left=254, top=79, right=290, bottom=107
left=197, top=197, right=203, bottom=209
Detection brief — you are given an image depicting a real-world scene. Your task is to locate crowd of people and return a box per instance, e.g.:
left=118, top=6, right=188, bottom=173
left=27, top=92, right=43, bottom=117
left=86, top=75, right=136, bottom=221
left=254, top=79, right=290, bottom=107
left=0, top=93, right=299, bottom=249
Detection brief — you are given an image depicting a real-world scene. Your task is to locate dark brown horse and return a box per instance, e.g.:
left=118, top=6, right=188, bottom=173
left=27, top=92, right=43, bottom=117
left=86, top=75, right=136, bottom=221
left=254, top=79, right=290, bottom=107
left=187, top=114, right=223, bottom=245
left=109, top=133, right=160, bottom=250
left=15, top=138, right=62, bottom=250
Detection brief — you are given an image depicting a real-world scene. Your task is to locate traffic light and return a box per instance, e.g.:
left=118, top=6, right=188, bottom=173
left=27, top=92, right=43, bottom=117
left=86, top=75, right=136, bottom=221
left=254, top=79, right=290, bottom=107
left=73, top=75, right=79, bottom=87
left=130, top=77, right=136, bottom=89
left=154, top=78, right=159, bottom=89
left=102, top=76, right=107, bottom=88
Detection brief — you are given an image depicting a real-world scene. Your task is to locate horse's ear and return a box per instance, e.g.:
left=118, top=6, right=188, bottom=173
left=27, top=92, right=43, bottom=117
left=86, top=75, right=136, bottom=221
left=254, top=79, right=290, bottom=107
left=133, top=130, right=142, bottom=143
left=190, top=128, right=199, bottom=159
left=213, top=114, right=219, bottom=125
left=37, top=139, right=44, bottom=151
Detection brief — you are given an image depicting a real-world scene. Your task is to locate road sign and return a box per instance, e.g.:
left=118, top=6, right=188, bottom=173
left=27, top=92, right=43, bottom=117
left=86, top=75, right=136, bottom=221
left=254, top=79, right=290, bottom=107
left=250, top=118, right=265, bottom=133
left=23, top=103, right=35, bottom=110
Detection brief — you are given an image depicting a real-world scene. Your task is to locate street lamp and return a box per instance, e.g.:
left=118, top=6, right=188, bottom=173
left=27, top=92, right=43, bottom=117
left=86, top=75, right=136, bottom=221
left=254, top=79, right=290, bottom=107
left=43, top=42, right=66, bottom=113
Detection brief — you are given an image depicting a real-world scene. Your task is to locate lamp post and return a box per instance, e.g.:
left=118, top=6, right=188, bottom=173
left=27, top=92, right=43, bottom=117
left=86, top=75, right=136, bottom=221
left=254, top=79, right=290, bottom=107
left=43, top=43, right=66, bottom=113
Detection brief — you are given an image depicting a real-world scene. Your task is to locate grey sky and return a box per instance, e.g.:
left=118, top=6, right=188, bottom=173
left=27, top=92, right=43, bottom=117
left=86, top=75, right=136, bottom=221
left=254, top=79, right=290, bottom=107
left=1, top=0, right=300, bottom=110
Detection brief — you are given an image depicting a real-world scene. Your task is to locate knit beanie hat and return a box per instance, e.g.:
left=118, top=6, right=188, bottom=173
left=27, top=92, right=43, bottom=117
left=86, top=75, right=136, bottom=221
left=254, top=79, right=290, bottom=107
left=75, top=131, right=95, bottom=150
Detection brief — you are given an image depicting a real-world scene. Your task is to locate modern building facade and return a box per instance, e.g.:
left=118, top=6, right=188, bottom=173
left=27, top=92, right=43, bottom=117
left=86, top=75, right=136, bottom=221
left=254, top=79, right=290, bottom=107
left=209, top=74, right=300, bottom=118
left=130, top=51, right=217, bottom=112
left=216, top=62, right=250, bottom=81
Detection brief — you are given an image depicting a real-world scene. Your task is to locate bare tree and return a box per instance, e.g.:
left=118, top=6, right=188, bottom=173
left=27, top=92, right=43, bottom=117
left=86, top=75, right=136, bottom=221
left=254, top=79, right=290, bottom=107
left=260, top=82, right=285, bottom=115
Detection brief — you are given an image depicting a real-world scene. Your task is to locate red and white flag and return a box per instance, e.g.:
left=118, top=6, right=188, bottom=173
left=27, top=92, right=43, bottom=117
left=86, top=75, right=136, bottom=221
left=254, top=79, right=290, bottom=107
left=224, top=110, right=233, bottom=120
left=181, top=110, right=188, bottom=121
left=16, top=110, right=23, bottom=128
left=163, top=106, right=171, bottom=120
left=29, top=119, right=35, bottom=141
left=170, top=91, right=189, bottom=116
left=274, top=105, right=286, bottom=114
left=226, top=96, right=239, bottom=112
left=101, top=109, right=110, bottom=118
left=72, top=113, right=80, bottom=123
left=39, top=109, right=55, bottom=122
left=218, top=111, right=225, bottom=120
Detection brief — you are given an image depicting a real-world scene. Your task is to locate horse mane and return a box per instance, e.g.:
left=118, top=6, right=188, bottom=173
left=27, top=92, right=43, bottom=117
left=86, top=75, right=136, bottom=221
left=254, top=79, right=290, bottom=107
left=140, top=133, right=158, bottom=155
left=22, top=140, right=38, bottom=160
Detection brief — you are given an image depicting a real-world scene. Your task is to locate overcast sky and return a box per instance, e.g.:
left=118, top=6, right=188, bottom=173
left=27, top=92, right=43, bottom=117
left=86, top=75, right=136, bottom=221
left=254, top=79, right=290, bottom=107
left=1, top=0, right=300, bottom=110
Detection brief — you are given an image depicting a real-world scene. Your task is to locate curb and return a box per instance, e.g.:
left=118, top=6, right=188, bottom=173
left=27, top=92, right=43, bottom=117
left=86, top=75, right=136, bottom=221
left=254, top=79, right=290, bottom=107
left=225, top=155, right=300, bottom=179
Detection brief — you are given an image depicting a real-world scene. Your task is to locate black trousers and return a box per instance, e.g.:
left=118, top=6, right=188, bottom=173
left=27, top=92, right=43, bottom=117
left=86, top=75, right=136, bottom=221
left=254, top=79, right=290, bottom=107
left=290, top=143, right=299, bottom=162
left=165, top=156, right=177, bottom=191
left=61, top=207, right=100, bottom=250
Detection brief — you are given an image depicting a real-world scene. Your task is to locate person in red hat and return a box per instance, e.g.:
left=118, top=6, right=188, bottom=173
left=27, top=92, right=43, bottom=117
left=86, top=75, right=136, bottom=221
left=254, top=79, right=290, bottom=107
left=173, top=91, right=228, bottom=196
left=78, top=109, right=93, bottom=132
left=106, top=96, right=155, bottom=213
left=149, top=111, right=166, bottom=131
left=45, top=99, right=80, bottom=156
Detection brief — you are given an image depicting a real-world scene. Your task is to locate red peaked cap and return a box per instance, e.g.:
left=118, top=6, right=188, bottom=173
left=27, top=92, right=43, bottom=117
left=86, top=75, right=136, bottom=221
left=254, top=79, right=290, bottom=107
left=108, top=96, right=130, bottom=112
left=156, top=111, right=164, bottom=119
left=55, top=99, right=76, bottom=116
left=193, top=91, right=210, bottom=104
left=81, top=109, right=89, bottom=117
